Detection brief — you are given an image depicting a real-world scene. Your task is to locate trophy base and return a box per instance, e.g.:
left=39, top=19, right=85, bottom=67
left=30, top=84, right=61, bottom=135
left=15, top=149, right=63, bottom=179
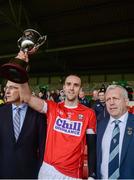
left=0, top=58, right=29, bottom=83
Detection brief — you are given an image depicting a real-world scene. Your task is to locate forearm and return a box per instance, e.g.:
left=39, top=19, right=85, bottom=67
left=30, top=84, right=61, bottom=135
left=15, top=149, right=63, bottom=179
left=28, top=95, right=45, bottom=113
left=19, top=82, right=45, bottom=113
left=86, top=134, right=96, bottom=178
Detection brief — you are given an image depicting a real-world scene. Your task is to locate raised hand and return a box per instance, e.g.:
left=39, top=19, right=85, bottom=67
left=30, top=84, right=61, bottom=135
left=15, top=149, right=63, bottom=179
left=16, top=50, right=29, bottom=62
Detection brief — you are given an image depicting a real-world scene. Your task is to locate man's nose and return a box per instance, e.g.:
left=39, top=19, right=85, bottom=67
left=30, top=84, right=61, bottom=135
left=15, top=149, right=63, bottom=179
left=5, top=89, right=10, bottom=94
left=70, top=84, right=74, bottom=90
left=109, top=98, right=115, bottom=104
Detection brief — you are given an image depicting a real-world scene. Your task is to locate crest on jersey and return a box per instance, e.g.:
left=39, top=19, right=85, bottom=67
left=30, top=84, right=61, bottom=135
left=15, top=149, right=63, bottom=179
left=78, top=114, right=84, bottom=120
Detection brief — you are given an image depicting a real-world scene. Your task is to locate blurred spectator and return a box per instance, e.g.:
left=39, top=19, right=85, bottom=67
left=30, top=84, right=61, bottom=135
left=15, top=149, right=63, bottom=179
left=46, top=91, right=54, bottom=101
left=92, top=88, right=109, bottom=120
left=92, top=89, right=98, bottom=101
left=58, top=90, right=65, bottom=102
left=90, top=89, right=99, bottom=107
left=54, top=89, right=60, bottom=102
left=50, top=90, right=58, bottom=102
left=38, top=91, right=46, bottom=99
left=79, top=89, right=91, bottom=107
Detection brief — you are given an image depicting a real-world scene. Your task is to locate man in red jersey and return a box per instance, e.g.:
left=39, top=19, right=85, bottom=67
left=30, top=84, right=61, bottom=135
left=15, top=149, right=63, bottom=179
left=17, top=51, right=96, bottom=179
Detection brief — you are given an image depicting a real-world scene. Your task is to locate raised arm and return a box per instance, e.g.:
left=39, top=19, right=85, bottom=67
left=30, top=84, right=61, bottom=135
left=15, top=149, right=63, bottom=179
left=16, top=50, right=47, bottom=113
left=19, top=82, right=47, bottom=113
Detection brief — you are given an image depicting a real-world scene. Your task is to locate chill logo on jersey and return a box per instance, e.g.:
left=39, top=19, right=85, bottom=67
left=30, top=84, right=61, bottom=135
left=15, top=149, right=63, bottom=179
left=54, top=116, right=83, bottom=136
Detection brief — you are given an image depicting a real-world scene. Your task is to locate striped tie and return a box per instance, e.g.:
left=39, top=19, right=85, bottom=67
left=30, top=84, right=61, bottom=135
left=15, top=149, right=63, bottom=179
left=108, top=120, right=120, bottom=179
left=13, top=107, right=21, bottom=141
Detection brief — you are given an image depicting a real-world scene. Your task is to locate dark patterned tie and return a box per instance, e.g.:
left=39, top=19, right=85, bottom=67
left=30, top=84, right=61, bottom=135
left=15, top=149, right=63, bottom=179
left=108, top=120, right=120, bottom=179
left=13, top=107, right=21, bottom=141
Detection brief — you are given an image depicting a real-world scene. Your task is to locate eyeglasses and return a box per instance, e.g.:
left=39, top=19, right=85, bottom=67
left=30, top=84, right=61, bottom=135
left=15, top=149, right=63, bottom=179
left=4, top=86, right=19, bottom=91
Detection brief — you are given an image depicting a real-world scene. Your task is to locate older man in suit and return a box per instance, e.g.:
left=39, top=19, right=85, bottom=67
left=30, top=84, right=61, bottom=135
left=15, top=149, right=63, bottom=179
left=97, top=84, right=134, bottom=179
left=0, top=80, right=46, bottom=179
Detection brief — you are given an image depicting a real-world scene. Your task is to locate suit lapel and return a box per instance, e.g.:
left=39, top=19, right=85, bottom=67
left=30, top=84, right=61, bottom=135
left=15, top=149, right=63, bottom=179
left=120, top=113, right=134, bottom=164
left=5, top=104, right=16, bottom=142
left=97, top=117, right=109, bottom=144
left=17, top=107, right=32, bottom=143
left=97, top=117, right=109, bottom=176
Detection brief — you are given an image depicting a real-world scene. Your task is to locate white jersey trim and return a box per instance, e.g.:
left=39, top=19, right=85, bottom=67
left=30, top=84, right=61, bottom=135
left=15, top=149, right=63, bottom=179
left=86, top=128, right=95, bottom=134
left=41, top=101, right=48, bottom=113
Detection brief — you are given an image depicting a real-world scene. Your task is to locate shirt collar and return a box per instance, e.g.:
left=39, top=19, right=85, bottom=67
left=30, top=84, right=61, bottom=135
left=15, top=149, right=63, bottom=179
left=110, top=111, right=128, bottom=124
left=12, top=103, right=28, bottom=110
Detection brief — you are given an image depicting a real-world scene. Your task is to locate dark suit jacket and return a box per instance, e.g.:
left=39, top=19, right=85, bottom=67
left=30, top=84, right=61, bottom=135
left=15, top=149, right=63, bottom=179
left=97, top=113, right=134, bottom=179
left=0, top=103, right=46, bottom=179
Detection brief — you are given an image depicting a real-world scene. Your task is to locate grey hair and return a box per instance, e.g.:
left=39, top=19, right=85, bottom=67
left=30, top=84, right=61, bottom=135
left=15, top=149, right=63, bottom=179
left=105, top=85, right=128, bottom=99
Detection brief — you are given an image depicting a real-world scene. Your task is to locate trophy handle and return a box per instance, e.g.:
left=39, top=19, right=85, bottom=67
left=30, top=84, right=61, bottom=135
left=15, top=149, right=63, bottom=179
left=0, top=28, right=47, bottom=83
left=35, top=35, right=47, bottom=49
left=17, top=29, right=47, bottom=52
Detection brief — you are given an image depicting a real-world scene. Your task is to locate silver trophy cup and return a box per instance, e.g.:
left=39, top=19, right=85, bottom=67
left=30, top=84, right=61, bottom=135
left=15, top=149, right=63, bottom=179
left=0, top=29, right=47, bottom=83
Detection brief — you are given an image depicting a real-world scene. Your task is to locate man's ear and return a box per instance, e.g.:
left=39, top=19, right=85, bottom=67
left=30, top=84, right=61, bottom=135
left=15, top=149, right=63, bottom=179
left=125, top=98, right=129, bottom=106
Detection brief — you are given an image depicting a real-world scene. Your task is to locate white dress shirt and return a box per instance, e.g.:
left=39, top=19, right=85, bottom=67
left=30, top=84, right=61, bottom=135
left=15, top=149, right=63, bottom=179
left=101, top=112, right=128, bottom=179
